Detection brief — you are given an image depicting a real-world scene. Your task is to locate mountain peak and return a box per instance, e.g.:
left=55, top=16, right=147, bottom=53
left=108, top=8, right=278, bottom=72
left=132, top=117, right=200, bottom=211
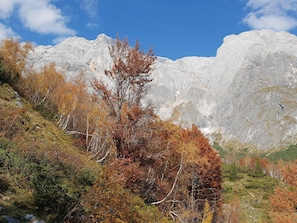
left=219, top=29, right=297, bottom=58
left=27, top=30, right=297, bottom=151
left=95, top=33, right=112, bottom=41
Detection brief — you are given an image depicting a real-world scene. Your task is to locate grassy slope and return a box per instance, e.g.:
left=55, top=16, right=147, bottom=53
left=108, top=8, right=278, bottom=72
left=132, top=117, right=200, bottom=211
left=222, top=167, right=279, bottom=222
left=214, top=142, right=297, bottom=222
left=0, top=83, right=170, bottom=223
left=0, top=82, right=100, bottom=221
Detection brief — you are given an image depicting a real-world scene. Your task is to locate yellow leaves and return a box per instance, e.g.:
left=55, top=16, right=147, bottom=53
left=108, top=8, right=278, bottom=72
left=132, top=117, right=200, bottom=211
left=0, top=38, right=32, bottom=75
left=202, top=200, right=213, bottom=223
left=22, top=62, right=65, bottom=107
left=82, top=172, right=170, bottom=223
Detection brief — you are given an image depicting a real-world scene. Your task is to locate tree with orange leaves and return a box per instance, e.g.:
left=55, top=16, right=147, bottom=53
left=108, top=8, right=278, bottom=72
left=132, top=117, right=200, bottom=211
left=92, top=36, right=155, bottom=158
left=136, top=122, right=223, bottom=222
left=270, top=161, right=297, bottom=223
left=0, top=38, right=32, bottom=84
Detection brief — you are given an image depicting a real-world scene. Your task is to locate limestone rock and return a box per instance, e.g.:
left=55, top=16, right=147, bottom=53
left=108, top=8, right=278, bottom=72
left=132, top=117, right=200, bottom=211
left=26, top=30, right=297, bottom=151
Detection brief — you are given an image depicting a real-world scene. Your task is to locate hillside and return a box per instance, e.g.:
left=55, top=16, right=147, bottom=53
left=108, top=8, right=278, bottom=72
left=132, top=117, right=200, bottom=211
left=26, top=29, right=297, bottom=151
left=1, top=34, right=296, bottom=223
left=0, top=38, right=223, bottom=222
left=0, top=83, right=170, bottom=222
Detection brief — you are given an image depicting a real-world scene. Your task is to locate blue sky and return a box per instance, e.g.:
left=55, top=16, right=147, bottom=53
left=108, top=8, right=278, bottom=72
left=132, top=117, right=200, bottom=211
left=1, top=0, right=297, bottom=60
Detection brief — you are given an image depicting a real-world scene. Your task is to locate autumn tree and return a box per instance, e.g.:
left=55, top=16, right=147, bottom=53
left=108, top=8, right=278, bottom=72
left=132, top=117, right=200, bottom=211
left=0, top=38, right=32, bottom=84
left=129, top=121, right=223, bottom=222
left=92, top=37, right=155, bottom=158
left=269, top=160, right=297, bottom=223
left=81, top=169, right=171, bottom=223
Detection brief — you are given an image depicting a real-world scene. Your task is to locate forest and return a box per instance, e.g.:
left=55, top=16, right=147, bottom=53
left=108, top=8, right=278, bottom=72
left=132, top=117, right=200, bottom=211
left=0, top=38, right=296, bottom=223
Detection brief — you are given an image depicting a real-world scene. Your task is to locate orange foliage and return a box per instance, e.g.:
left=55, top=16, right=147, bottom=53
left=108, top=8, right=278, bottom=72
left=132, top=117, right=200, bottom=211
left=270, top=161, right=297, bottom=222
left=102, top=119, right=223, bottom=222
left=1, top=38, right=223, bottom=222
left=0, top=38, right=32, bottom=82
left=81, top=171, right=170, bottom=223
left=92, top=37, right=155, bottom=158
left=126, top=121, right=222, bottom=221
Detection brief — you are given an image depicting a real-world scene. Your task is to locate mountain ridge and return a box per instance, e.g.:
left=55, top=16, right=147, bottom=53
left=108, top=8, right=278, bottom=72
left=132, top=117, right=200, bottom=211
left=26, top=29, right=297, bottom=151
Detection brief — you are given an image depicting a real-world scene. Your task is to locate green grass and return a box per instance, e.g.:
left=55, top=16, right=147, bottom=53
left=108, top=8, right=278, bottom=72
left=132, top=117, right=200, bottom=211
left=262, top=144, right=297, bottom=162
left=214, top=140, right=297, bottom=163
left=222, top=166, right=279, bottom=222
left=216, top=142, right=286, bottom=222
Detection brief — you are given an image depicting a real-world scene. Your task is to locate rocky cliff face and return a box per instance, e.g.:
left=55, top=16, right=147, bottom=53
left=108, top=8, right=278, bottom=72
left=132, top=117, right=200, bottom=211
left=26, top=29, right=297, bottom=151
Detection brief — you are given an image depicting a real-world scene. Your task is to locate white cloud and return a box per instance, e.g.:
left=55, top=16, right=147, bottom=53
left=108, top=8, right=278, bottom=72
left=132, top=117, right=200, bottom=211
left=0, top=0, right=76, bottom=42
left=87, top=22, right=99, bottom=28
left=79, top=0, right=99, bottom=28
left=243, top=0, right=297, bottom=31
left=80, top=0, right=99, bottom=19
left=0, top=0, right=19, bottom=19
left=18, top=1, right=76, bottom=35
left=0, top=23, right=19, bottom=40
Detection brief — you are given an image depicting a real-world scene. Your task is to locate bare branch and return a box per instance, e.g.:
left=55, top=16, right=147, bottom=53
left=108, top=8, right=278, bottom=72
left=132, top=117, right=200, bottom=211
left=151, top=153, right=184, bottom=205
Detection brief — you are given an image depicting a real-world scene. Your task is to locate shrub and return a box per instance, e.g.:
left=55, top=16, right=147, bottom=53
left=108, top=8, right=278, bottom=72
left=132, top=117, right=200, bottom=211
left=31, top=162, right=78, bottom=222
left=244, top=180, right=261, bottom=189
left=0, top=174, right=10, bottom=192
left=0, top=137, right=10, bottom=150
left=0, top=55, right=19, bottom=85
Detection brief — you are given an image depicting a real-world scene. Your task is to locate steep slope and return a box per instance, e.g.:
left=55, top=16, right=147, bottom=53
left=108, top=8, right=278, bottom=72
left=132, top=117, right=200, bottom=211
left=0, top=82, right=100, bottom=222
left=0, top=83, right=170, bottom=223
left=211, top=30, right=297, bottom=150
left=26, top=29, right=297, bottom=151
left=214, top=52, right=297, bottom=150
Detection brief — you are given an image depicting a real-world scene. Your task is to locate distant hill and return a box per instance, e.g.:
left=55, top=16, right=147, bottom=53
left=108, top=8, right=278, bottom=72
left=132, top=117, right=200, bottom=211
left=26, top=29, right=297, bottom=151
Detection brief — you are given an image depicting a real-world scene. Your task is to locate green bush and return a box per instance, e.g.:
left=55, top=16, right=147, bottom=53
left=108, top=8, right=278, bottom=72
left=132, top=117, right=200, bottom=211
left=31, top=162, right=79, bottom=222
left=245, top=180, right=262, bottom=189
left=32, top=182, right=76, bottom=222
left=247, top=158, right=265, bottom=178
left=0, top=147, right=81, bottom=221
left=223, top=163, right=243, bottom=181
left=223, top=185, right=233, bottom=193
left=77, top=168, right=97, bottom=187
left=34, top=102, right=58, bottom=121
left=0, top=137, right=10, bottom=150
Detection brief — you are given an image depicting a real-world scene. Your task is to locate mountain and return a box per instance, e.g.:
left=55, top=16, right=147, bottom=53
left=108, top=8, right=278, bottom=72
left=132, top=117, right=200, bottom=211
left=26, top=29, right=297, bottom=151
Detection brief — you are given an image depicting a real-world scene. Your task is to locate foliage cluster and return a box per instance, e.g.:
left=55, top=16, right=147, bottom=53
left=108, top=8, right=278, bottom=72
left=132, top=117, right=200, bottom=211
left=0, top=39, right=32, bottom=84
left=91, top=37, right=223, bottom=222
left=0, top=37, right=223, bottom=222
left=269, top=161, right=297, bottom=223
left=0, top=82, right=170, bottom=222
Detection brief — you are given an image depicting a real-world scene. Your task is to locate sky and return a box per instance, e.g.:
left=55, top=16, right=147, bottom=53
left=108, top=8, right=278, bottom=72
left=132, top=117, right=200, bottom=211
left=1, top=0, right=297, bottom=60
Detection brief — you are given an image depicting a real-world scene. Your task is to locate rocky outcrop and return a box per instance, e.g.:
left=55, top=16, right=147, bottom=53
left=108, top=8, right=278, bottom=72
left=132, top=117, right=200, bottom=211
left=26, top=29, right=297, bottom=151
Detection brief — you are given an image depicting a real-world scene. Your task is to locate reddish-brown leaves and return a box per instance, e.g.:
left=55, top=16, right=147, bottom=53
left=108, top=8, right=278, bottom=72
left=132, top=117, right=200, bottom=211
left=270, top=161, right=297, bottom=222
